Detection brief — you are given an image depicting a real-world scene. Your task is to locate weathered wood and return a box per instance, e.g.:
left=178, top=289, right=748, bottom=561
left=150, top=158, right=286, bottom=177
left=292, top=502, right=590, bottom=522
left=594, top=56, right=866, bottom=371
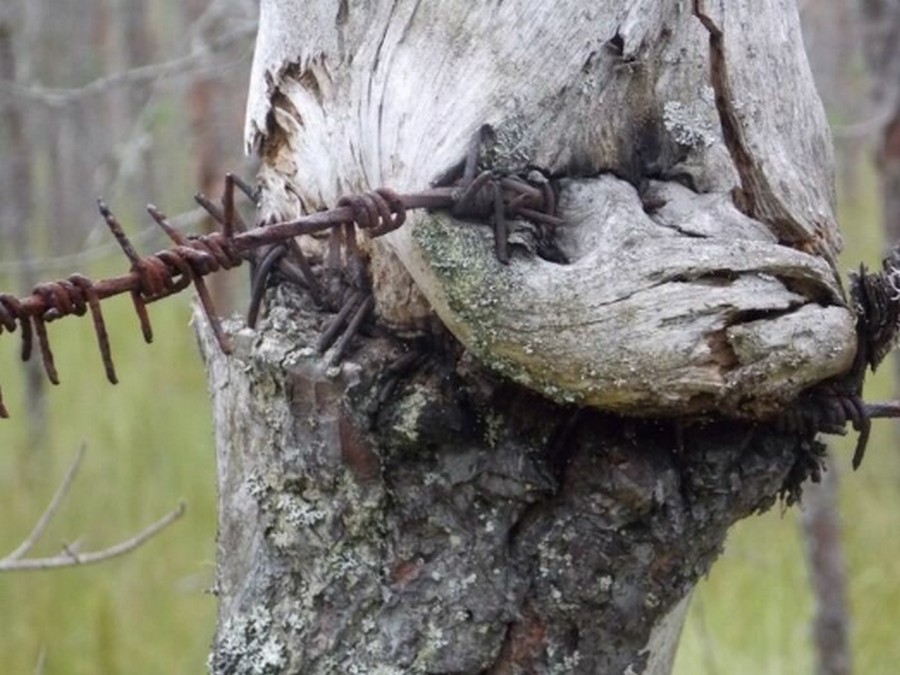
left=244, top=0, right=854, bottom=417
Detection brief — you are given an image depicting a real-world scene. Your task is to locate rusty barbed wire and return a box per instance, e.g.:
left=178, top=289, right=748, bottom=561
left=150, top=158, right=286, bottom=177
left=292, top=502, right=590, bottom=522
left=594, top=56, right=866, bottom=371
left=0, top=170, right=561, bottom=418
left=3, top=163, right=900, bottom=472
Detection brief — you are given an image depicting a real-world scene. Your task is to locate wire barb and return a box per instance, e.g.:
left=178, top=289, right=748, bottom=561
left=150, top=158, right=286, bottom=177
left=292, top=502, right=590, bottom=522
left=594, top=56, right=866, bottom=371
left=0, top=166, right=562, bottom=418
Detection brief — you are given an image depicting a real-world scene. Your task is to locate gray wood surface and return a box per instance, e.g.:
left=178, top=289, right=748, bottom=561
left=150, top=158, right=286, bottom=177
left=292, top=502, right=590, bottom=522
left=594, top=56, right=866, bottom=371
left=243, top=0, right=854, bottom=417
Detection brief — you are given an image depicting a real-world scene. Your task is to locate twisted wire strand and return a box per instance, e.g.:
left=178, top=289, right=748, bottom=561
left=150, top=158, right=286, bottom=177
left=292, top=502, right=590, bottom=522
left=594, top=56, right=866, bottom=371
left=0, top=172, right=561, bottom=418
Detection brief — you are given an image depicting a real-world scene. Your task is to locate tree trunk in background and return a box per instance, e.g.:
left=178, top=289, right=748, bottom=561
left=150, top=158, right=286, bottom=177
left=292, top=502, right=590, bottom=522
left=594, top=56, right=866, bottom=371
left=0, top=13, right=45, bottom=444
left=800, top=454, right=852, bottom=675
left=184, top=0, right=240, bottom=314
left=860, top=0, right=900, bottom=245
left=48, top=0, right=106, bottom=253
left=859, top=1, right=900, bottom=386
left=204, top=2, right=848, bottom=672
left=799, top=1, right=869, bottom=198
left=114, top=0, right=158, bottom=211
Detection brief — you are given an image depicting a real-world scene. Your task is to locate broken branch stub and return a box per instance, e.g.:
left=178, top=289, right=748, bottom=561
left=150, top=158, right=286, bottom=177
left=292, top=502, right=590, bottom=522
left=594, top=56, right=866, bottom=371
left=245, top=0, right=854, bottom=418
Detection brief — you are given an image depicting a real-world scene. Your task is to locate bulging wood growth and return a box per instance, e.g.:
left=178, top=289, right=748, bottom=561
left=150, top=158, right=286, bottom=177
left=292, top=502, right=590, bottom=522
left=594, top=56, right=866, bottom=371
left=200, top=287, right=822, bottom=674
left=244, top=0, right=854, bottom=417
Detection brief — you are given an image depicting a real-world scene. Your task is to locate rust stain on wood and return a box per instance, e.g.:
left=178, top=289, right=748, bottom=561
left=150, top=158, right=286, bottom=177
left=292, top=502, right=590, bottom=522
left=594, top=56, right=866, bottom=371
left=338, top=410, right=381, bottom=483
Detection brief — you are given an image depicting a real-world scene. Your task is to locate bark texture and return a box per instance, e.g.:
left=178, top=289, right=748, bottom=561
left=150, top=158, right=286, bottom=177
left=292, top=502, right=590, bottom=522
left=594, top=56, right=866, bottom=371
left=200, top=290, right=820, bottom=674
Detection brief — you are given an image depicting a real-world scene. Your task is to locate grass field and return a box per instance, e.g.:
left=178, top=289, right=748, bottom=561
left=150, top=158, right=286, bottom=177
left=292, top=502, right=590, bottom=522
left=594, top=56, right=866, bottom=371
left=0, top=176, right=898, bottom=674
left=0, top=273, right=218, bottom=674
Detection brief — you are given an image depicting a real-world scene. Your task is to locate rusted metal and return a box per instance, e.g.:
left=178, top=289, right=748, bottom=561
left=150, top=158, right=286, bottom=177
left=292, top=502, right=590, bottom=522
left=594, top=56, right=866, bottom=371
left=774, top=382, right=900, bottom=470
left=0, top=170, right=559, bottom=418
left=247, top=245, right=286, bottom=328
left=317, top=289, right=366, bottom=354
left=330, top=295, right=375, bottom=365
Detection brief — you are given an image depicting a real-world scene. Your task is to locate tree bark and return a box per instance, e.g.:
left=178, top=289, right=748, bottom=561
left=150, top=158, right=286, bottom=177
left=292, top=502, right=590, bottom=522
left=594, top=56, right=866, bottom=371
left=199, top=290, right=819, bottom=674
left=203, top=1, right=847, bottom=672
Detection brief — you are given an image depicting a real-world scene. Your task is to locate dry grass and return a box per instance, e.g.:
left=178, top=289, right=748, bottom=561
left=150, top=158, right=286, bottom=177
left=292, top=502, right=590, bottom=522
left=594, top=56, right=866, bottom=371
left=0, top=279, right=217, bottom=674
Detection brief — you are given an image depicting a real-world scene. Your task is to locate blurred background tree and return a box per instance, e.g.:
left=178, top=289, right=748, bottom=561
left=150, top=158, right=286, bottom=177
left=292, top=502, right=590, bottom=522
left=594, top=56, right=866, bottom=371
left=0, top=1, right=899, bottom=673
left=0, top=1, right=255, bottom=673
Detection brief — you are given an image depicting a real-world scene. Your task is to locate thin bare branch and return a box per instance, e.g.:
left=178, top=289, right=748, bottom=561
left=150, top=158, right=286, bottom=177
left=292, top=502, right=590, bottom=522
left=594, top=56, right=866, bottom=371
left=0, top=206, right=219, bottom=276
left=829, top=98, right=899, bottom=139
left=0, top=22, right=256, bottom=107
left=1, top=445, right=185, bottom=572
left=3, top=444, right=86, bottom=562
left=33, top=647, right=46, bottom=675
left=0, top=502, right=185, bottom=572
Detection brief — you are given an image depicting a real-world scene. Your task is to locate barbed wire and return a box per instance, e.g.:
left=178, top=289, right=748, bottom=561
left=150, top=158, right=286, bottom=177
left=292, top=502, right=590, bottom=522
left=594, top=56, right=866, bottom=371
left=0, top=169, right=561, bottom=418
left=1, top=164, right=897, bottom=472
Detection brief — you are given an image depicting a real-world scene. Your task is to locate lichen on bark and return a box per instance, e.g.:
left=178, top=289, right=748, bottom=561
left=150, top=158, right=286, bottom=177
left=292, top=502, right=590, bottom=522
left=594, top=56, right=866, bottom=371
left=200, top=285, right=826, bottom=674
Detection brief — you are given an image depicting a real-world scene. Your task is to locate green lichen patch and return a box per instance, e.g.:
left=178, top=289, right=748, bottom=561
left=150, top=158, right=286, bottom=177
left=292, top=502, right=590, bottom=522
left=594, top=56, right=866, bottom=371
left=411, top=214, right=584, bottom=405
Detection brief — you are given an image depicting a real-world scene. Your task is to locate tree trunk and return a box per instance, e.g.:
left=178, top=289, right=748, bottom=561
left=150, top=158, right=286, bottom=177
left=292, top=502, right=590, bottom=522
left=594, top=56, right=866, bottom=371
left=199, top=294, right=819, bottom=674
left=800, top=454, right=852, bottom=675
left=203, top=1, right=847, bottom=672
left=798, top=1, right=869, bottom=199
left=0, top=9, right=45, bottom=444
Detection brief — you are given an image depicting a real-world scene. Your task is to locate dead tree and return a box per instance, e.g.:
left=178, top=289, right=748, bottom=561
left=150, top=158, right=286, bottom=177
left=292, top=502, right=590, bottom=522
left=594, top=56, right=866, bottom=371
left=195, top=1, right=857, bottom=672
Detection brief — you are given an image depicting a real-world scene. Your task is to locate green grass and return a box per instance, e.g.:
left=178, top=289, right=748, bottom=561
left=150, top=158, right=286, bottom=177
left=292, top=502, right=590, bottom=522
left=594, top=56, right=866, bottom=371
left=0, top=269, right=217, bottom=674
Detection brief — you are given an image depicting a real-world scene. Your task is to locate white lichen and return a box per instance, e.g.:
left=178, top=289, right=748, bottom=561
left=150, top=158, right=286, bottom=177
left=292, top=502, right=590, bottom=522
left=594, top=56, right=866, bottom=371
left=662, top=89, right=718, bottom=149
left=212, top=606, right=286, bottom=675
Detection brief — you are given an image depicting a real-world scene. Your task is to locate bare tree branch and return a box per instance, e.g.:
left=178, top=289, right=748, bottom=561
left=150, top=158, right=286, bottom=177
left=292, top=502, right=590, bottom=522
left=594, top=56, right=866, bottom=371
left=830, top=99, right=900, bottom=139
left=33, top=647, right=46, bottom=675
left=0, top=205, right=225, bottom=276
left=0, top=446, right=185, bottom=572
left=0, top=504, right=185, bottom=572
left=3, top=444, right=86, bottom=562
left=0, top=22, right=256, bottom=107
